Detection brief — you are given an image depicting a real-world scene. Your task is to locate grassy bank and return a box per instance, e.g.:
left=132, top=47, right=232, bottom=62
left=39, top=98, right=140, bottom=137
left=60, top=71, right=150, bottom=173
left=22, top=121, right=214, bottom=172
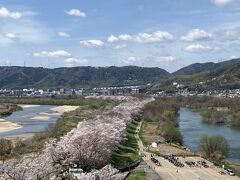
left=0, top=97, right=117, bottom=107
left=111, top=120, right=140, bottom=168
left=0, top=104, right=22, bottom=117
left=143, top=98, right=182, bottom=145
left=139, top=121, right=151, bottom=147
left=127, top=170, right=151, bottom=180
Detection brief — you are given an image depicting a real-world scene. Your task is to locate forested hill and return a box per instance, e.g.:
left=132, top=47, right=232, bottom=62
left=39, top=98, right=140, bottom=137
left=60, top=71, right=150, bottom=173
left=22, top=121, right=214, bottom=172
left=153, top=58, right=240, bottom=90
left=0, top=66, right=170, bottom=89
left=0, top=58, right=239, bottom=90
left=173, top=58, right=240, bottom=76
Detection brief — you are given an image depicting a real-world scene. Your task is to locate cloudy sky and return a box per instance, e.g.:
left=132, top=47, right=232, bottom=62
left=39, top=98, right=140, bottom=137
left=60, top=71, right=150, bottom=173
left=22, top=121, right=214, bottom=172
left=0, top=0, right=240, bottom=72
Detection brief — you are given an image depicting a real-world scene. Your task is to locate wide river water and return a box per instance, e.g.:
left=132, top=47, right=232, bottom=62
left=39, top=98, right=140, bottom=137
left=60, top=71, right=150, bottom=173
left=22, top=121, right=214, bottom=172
left=0, top=105, right=60, bottom=138
left=179, top=107, right=240, bottom=164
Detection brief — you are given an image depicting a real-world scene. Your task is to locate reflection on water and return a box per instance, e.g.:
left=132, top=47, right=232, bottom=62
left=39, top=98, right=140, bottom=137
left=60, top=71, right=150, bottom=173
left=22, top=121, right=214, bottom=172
left=179, top=107, right=240, bottom=164
left=0, top=105, right=60, bottom=138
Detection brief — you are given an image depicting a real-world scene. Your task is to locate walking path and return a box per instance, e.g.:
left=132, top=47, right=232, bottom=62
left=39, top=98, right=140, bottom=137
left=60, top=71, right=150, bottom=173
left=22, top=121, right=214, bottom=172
left=135, top=121, right=162, bottom=180
left=135, top=121, right=240, bottom=180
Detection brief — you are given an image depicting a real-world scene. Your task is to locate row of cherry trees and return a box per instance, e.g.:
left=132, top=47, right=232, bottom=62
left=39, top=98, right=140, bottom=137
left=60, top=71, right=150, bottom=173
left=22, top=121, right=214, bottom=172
left=1, top=96, right=153, bottom=179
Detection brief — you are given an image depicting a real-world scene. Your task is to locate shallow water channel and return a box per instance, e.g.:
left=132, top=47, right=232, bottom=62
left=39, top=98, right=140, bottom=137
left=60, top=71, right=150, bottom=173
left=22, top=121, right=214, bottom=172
left=0, top=105, right=60, bottom=138
left=179, top=107, right=240, bottom=164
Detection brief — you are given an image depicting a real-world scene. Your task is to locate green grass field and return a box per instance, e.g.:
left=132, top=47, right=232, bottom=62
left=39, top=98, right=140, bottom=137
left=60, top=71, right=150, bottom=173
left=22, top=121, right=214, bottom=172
left=127, top=170, right=151, bottom=180
left=139, top=121, right=151, bottom=147
left=111, top=120, right=140, bottom=168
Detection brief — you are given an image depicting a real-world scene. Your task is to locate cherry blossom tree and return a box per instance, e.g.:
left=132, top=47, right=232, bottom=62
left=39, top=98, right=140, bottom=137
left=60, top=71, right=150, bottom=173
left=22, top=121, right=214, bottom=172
left=0, top=96, right=154, bottom=179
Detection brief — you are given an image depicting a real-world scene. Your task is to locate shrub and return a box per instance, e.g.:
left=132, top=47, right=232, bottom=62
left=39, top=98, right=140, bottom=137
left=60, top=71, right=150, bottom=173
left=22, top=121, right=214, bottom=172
left=162, top=121, right=183, bottom=145
left=0, top=139, right=12, bottom=163
left=201, top=110, right=225, bottom=124
left=229, top=112, right=240, bottom=128
left=199, top=135, right=229, bottom=160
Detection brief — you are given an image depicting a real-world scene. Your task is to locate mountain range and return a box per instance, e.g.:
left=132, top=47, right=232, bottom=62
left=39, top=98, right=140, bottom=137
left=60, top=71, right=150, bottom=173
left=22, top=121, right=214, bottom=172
left=0, top=58, right=239, bottom=90
left=0, top=66, right=169, bottom=89
left=158, top=58, right=240, bottom=90
left=173, top=58, right=240, bottom=76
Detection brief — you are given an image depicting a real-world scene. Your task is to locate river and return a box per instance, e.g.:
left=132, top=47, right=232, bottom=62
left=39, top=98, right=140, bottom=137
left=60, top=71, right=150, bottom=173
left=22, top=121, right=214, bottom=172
left=0, top=105, right=60, bottom=138
left=179, top=107, right=240, bottom=164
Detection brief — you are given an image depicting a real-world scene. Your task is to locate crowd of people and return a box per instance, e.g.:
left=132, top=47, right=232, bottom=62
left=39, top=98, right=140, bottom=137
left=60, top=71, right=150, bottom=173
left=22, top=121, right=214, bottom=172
left=163, top=155, right=184, bottom=167
left=150, top=155, right=161, bottom=166
left=185, top=160, right=209, bottom=168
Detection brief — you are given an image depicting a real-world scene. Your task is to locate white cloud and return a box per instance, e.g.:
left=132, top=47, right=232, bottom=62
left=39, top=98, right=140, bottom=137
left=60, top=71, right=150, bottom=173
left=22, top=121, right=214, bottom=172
left=33, top=50, right=72, bottom=58
left=34, top=50, right=88, bottom=67
left=181, top=29, right=213, bottom=41
left=134, top=31, right=174, bottom=43
left=212, top=0, right=235, bottom=7
left=118, top=34, right=132, bottom=41
left=107, top=34, right=132, bottom=42
left=0, top=7, right=22, bottom=19
left=108, top=31, right=173, bottom=43
left=184, top=44, right=215, bottom=53
left=80, top=40, right=104, bottom=47
left=5, top=33, right=17, bottom=40
left=107, top=35, right=119, bottom=43
left=155, top=56, right=177, bottom=62
left=64, top=57, right=88, bottom=65
left=58, top=32, right=70, bottom=38
left=122, top=57, right=137, bottom=65
left=65, top=9, right=86, bottom=17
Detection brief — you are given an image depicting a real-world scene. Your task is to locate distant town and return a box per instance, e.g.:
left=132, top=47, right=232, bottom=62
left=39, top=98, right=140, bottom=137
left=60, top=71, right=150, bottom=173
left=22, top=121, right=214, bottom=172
left=156, top=89, right=240, bottom=98
left=0, top=85, right=146, bottom=97
left=0, top=83, right=240, bottom=98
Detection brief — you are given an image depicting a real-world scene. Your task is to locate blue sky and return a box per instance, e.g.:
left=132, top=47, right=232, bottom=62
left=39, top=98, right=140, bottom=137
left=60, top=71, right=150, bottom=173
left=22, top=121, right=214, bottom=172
left=0, top=0, right=240, bottom=72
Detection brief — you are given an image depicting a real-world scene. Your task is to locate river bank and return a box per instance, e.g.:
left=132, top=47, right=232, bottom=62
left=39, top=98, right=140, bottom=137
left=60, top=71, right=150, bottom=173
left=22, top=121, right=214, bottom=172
left=0, top=105, right=80, bottom=136
left=179, top=107, right=240, bottom=164
left=0, top=104, right=22, bottom=117
left=140, top=97, right=240, bottom=177
left=0, top=105, right=60, bottom=138
left=0, top=104, right=23, bottom=133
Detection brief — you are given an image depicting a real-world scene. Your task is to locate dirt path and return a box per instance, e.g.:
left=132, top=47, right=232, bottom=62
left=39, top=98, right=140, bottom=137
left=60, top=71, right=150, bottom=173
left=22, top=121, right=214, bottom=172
left=136, top=121, right=240, bottom=180
left=135, top=121, right=162, bottom=180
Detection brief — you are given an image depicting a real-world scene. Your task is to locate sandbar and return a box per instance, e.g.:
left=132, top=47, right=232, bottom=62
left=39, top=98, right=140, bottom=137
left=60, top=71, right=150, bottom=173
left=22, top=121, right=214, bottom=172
left=19, top=104, right=41, bottom=108
left=0, top=119, right=23, bottom=133
left=39, top=112, right=60, bottom=116
left=51, top=105, right=79, bottom=114
left=31, top=116, right=50, bottom=120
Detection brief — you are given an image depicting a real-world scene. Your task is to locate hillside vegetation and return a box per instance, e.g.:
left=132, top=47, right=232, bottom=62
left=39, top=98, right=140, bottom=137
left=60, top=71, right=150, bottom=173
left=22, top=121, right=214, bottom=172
left=152, top=58, right=240, bottom=91
left=0, top=66, right=169, bottom=89
left=0, top=58, right=239, bottom=90
left=174, top=58, right=240, bottom=76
